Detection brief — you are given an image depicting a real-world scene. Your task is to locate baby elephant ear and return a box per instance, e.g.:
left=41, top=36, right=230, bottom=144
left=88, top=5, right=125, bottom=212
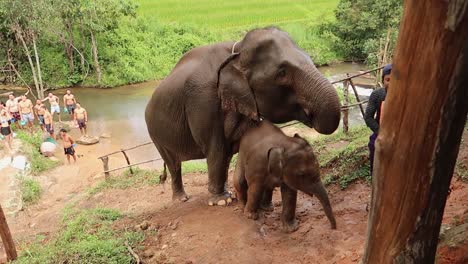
left=268, top=147, right=285, bottom=177
left=218, top=62, right=259, bottom=121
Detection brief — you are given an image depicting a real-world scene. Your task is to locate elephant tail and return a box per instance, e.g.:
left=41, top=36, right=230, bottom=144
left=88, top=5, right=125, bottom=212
left=160, top=163, right=168, bottom=183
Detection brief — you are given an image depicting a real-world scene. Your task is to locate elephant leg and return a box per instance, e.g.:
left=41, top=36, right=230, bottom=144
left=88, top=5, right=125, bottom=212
left=244, top=181, right=264, bottom=220
left=207, top=150, right=233, bottom=206
left=234, top=157, right=247, bottom=206
left=260, top=188, right=274, bottom=211
left=280, top=184, right=299, bottom=233
left=157, top=145, right=188, bottom=202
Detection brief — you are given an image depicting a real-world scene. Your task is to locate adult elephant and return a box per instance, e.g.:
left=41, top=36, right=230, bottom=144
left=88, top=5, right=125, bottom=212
left=145, top=27, right=341, bottom=205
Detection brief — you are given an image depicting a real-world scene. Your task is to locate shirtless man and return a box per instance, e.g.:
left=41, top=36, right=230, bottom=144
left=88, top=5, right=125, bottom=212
left=34, top=99, right=46, bottom=131
left=42, top=92, right=61, bottom=122
left=6, top=93, right=21, bottom=128
left=0, top=102, right=13, bottom=153
left=74, top=102, right=88, bottom=136
left=63, top=89, right=77, bottom=121
left=60, top=128, right=76, bottom=164
left=43, top=106, right=54, bottom=138
left=18, top=95, right=34, bottom=132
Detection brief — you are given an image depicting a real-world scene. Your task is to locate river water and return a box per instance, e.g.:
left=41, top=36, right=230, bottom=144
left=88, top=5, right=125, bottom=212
left=2, top=62, right=373, bottom=168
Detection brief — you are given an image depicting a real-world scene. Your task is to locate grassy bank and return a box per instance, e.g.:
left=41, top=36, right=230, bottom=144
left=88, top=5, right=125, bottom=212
left=18, top=175, right=42, bottom=205
left=88, top=167, right=160, bottom=195
left=16, top=130, right=61, bottom=175
left=308, top=126, right=372, bottom=189
left=14, top=208, right=144, bottom=264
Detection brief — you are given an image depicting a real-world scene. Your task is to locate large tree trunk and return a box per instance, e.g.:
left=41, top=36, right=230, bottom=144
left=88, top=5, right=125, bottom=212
left=15, top=26, right=40, bottom=97
left=32, top=34, right=44, bottom=98
left=0, top=204, right=17, bottom=261
left=362, top=1, right=468, bottom=263
left=90, top=30, right=101, bottom=84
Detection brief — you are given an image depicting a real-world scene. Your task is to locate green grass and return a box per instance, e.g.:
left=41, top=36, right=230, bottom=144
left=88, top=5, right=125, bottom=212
left=18, top=176, right=42, bottom=205
left=137, top=0, right=338, bottom=30
left=88, top=167, right=160, bottom=195
left=182, top=160, right=209, bottom=174
left=310, top=125, right=372, bottom=189
left=136, top=0, right=342, bottom=65
left=455, top=160, right=468, bottom=182
left=14, top=208, right=145, bottom=264
left=16, top=130, right=61, bottom=175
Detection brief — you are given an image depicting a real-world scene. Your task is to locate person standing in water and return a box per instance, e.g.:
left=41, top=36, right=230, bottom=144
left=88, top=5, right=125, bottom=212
left=18, top=95, right=34, bottom=132
left=0, top=102, right=13, bottom=153
left=42, top=92, right=61, bottom=122
left=34, top=99, right=46, bottom=131
left=43, top=106, right=55, bottom=139
left=63, top=89, right=77, bottom=121
left=74, top=102, right=88, bottom=136
left=60, top=128, right=76, bottom=164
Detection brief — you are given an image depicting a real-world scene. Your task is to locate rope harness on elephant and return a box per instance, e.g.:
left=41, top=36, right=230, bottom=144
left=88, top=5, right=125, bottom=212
left=217, top=41, right=263, bottom=122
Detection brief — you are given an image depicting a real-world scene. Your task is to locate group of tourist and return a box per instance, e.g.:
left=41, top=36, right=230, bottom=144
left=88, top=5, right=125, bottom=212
left=0, top=89, right=88, bottom=163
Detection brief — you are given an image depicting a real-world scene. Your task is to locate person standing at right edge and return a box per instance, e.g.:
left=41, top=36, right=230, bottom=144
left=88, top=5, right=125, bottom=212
left=364, top=64, right=392, bottom=176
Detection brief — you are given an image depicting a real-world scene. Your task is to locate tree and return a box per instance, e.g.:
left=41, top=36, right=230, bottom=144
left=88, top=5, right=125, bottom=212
left=362, top=0, right=468, bottom=263
left=327, top=0, right=402, bottom=63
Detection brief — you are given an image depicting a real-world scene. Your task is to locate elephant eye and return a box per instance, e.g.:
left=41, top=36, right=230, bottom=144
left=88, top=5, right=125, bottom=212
left=277, top=68, right=286, bottom=79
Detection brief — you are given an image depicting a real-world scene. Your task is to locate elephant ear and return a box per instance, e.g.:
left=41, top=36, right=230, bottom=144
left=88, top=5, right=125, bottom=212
left=268, top=147, right=285, bottom=179
left=218, top=61, right=259, bottom=121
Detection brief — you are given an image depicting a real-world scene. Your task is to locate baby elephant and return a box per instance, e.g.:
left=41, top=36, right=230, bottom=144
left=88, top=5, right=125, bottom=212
left=234, top=121, right=337, bottom=232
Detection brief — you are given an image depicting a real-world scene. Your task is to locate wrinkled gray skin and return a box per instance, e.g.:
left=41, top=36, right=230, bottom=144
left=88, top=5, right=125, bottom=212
left=234, top=121, right=336, bottom=232
left=145, top=27, right=341, bottom=205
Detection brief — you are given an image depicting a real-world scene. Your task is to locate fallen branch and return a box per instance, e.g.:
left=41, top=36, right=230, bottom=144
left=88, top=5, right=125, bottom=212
left=125, top=241, right=141, bottom=264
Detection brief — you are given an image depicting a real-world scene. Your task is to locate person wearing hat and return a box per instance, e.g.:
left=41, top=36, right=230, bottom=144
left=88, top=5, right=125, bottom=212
left=364, top=64, right=392, bottom=175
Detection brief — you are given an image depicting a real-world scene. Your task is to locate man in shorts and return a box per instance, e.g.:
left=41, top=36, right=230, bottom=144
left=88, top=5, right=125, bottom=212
left=34, top=99, right=46, bottom=131
left=60, top=128, right=76, bottom=164
left=0, top=102, right=13, bottom=153
left=43, top=106, right=55, bottom=138
left=74, top=102, right=88, bottom=136
left=6, top=93, right=21, bottom=128
left=42, top=92, right=61, bottom=122
left=63, top=89, right=77, bottom=121
left=18, top=95, right=34, bottom=132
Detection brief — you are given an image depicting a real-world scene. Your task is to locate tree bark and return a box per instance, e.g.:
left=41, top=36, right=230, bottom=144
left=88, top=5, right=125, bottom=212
left=15, top=26, right=40, bottom=97
left=362, top=1, right=468, bottom=263
left=90, top=30, right=101, bottom=84
left=32, top=34, right=44, bottom=98
left=0, top=204, right=17, bottom=261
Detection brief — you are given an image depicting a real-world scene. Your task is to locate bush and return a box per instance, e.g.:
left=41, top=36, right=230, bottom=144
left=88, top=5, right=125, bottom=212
left=18, top=176, right=42, bottom=205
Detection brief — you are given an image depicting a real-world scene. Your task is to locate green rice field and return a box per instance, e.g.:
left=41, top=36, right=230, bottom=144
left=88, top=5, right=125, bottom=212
left=136, top=0, right=338, bottom=31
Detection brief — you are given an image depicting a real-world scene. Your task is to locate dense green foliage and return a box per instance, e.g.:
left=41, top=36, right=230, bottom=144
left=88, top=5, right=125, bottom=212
left=14, top=208, right=144, bottom=264
left=1, top=0, right=341, bottom=90
left=323, top=0, right=403, bottom=64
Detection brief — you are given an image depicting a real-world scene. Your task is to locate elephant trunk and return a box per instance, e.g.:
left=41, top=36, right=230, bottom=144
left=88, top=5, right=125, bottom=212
left=306, top=181, right=337, bottom=229
left=295, top=65, right=341, bottom=135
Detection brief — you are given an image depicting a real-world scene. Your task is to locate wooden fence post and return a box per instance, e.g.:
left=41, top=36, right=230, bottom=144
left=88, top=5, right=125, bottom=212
left=101, top=156, right=110, bottom=179
left=121, top=150, right=133, bottom=174
left=342, top=78, right=349, bottom=134
left=348, top=79, right=365, bottom=117
left=0, top=204, right=17, bottom=261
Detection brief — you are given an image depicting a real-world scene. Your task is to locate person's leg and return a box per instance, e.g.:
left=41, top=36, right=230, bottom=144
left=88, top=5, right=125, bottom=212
left=72, top=154, right=77, bottom=162
left=368, top=132, right=377, bottom=176
left=66, top=154, right=71, bottom=164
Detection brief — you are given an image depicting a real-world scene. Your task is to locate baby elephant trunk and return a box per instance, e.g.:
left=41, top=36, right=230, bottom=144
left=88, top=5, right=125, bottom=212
left=308, top=182, right=337, bottom=229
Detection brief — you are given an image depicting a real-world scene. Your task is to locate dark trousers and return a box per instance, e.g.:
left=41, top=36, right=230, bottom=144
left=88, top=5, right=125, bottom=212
left=368, top=132, right=378, bottom=175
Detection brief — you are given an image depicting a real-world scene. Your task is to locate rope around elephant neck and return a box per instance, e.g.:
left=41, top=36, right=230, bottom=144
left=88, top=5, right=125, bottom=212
left=231, top=41, right=240, bottom=55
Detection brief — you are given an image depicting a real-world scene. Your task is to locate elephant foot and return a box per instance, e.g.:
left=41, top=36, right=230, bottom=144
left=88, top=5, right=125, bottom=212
left=208, top=192, right=233, bottom=206
left=260, top=202, right=274, bottom=212
left=244, top=209, right=259, bottom=220
left=172, top=191, right=189, bottom=202
left=282, top=219, right=299, bottom=233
